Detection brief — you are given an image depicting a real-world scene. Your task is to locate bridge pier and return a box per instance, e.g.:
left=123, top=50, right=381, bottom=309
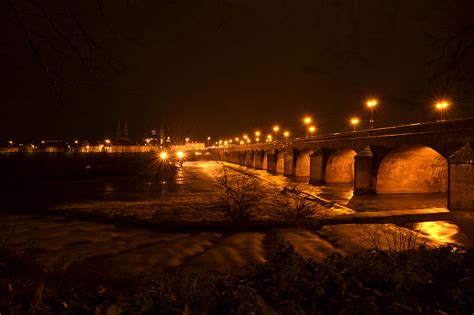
left=245, top=151, right=255, bottom=168
left=354, top=146, right=377, bottom=194
left=309, top=149, right=329, bottom=184
left=267, top=152, right=284, bottom=175
left=284, top=153, right=294, bottom=177
left=448, top=143, right=474, bottom=211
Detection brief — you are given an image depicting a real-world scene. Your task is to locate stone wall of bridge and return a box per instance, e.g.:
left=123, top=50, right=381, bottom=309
left=218, top=118, right=474, bottom=210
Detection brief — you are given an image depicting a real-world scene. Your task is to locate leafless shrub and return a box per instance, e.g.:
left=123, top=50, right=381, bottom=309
left=216, top=167, right=266, bottom=221
left=362, top=224, right=425, bottom=252
left=270, top=185, right=325, bottom=222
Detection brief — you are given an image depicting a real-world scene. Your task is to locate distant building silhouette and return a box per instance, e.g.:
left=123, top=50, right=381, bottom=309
left=116, top=120, right=131, bottom=144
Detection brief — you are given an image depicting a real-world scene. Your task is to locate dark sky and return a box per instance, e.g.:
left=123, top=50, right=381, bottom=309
left=1, top=0, right=473, bottom=142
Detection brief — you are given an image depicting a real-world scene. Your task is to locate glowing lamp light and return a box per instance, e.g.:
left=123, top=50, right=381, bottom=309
left=160, top=151, right=168, bottom=160
left=435, top=100, right=449, bottom=109
left=273, top=125, right=280, bottom=132
left=256, top=137, right=260, bottom=142
left=308, top=126, right=316, bottom=134
left=74, top=140, right=79, bottom=144
left=267, top=134, right=273, bottom=139
left=303, top=116, right=312, bottom=124
left=366, top=99, right=378, bottom=108
left=243, top=134, right=248, bottom=139
left=284, top=131, right=290, bottom=138
left=229, top=139, right=233, bottom=143
left=255, top=131, right=261, bottom=137
left=177, top=151, right=185, bottom=158
left=185, top=138, right=190, bottom=143
left=235, top=137, right=239, bottom=141
left=240, top=141, right=244, bottom=145
left=350, top=118, right=360, bottom=131
left=105, top=139, right=111, bottom=145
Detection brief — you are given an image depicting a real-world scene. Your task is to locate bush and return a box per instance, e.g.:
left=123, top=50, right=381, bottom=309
left=1, top=236, right=473, bottom=314
left=270, top=185, right=325, bottom=222
left=215, top=166, right=266, bottom=221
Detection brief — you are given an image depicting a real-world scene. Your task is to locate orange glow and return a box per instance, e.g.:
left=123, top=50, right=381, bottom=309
left=240, top=141, right=244, bottom=145
left=105, top=139, right=111, bottom=145
left=256, top=137, right=260, bottom=142
left=255, top=131, right=261, bottom=137
left=284, top=131, right=290, bottom=137
left=177, top=151, right=185, bottom=158
left=308, top=126, right=316, bottom=133
left=350, top=118, right=360, bottom=125
left=273, top=125, right=280, bottom=132
left=303, top=116, right=312, bottom=124
left=366, top=99, right=378, bottom=108
left=267, top=134, right=273, bottom=139
left=243, top=134, right=248, bottom=139
left=235, top=137, right=239, bottom=141
left=159, top=151, right=168, bottom=159
left=435, top=100, right=449, bottom=109
left=185, top=138, right=190, bottom=143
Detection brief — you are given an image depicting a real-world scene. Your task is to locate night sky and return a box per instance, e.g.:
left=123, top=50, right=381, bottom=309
left=1, top=0, right=473, bottom=141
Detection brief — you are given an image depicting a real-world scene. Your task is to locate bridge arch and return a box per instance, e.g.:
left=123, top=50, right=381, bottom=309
left=325, top=148, right=357, bottom=183
left=376, top=145, right=447, bottom=193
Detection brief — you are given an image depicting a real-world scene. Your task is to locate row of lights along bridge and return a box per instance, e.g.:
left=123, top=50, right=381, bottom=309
left=216, top=99, right=451, bottom=147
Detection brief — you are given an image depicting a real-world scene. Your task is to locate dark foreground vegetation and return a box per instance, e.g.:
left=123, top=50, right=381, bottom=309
left=1, top=236, right=473, bottom=315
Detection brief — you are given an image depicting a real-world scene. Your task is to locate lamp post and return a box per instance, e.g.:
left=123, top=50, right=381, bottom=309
left=366, top=99, right=378, bottom=129
left=272, top=125, right=279, bottom=141
left=303, top=116, right=312, bottom=137
left=435, top=100, right=449, bottom=120
left=350, top=118, right=360, bottom=131
left=255, top=131, right=261, bottom=143
left=283, top=131, right=290, bottom=142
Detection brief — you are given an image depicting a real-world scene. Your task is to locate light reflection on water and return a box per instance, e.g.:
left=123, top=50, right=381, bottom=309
left=412, top=221, right=467, bottom=247
left=306, top=183, right=447, bottom=212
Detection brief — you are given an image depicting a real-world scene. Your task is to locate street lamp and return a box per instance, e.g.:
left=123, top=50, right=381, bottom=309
left=267, top=134, right=273, bottom=142
left=185, top=137, right=190, bottom=143
left=273, top=125, right=279, bottom=141
left=308, top=126, right=316, bottom=136
left=283, top=131, right=290, bottom=141
left=366, top=99, right=378, bottom=129
left=255, top=131, right=261, bottom=143
left=303, top=116, right=312, bottom=137
left=207, top=136, right=211, bottom=146
left=350, top=118, right=360, bottom=131
left=435, top=100, right=449, bottom=120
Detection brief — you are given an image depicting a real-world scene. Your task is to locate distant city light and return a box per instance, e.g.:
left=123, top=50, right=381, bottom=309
left=160, top=151, right=168, bottom=160
left=177, top=151, right=185, bottom=158
left=303, top=116, right=312, bottom=124
left=255, top=131, right=261, bottom=137
left=308, top=126, right=316, bottom=135
left=273, top=125, right=280, bottom=132
left=105, top=139, right=111, bottom=145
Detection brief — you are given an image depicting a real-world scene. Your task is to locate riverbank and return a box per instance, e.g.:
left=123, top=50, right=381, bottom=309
left=1, top=236, right=472, bottom=314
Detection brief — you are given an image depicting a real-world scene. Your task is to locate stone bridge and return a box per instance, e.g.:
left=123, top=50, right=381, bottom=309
left=217, top=118, right=474, bottom=211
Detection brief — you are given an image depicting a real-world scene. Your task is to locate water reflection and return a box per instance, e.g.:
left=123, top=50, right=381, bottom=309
left=305, top=183, right=447, bottom=212
left=411, top=221, right=467, bottom=246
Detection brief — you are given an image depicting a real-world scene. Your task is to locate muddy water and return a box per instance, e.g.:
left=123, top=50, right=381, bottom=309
left=0, top=155, right=472, bottom=274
